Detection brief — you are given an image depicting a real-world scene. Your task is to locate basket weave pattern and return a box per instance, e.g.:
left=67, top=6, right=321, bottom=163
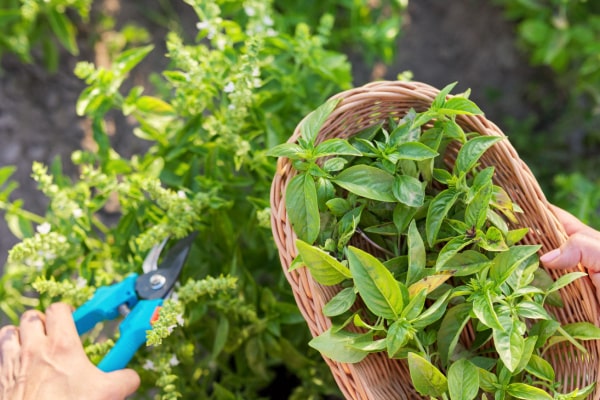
left=270, top=81, right=600, bottom=399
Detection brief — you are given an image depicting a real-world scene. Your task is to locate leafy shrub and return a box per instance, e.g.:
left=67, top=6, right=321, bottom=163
left=0, top=0, right=92, bottom=70
left=0, top=0, right=409, bottom=398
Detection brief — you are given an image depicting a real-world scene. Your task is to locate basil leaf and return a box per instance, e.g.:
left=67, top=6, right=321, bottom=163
left=437, top=303, right=471, bottom=366
left=393, top=175, right=425, bottom=207
left=547, top=271, right=587, bottom=294
left=465, top=182, right=492, bottom=229
left=407, top=352, right=448, bottom=397
left=397, top=142, right=439, bottom=161
left=333, top=165, right=396, bottom=202
left=440, top=250, right=491, bottom=277
left=347, top=246, right=403, bottom=319
left=309, top=328, right=369, bottom=363
left=266, top=143, right=305, bottom=159
left=387, top=319, right=413, bottom=357
left=426, top=188, right=460, bottom=246
left=407, top=220, right=426, bottom=285
left=472, top=290, right=503, bottom=331
left=448, top=359, right=479, bottom=400
left=300, top=98, right=341, bottom=145
left=490, top=245, right=541, bottom=286
left=493, top=318, right=525, bottom=373
left=295, top=239, right=351, bottom=285
left=435, top=236, right=473, bottom=271
left=506, top=383, right=553, bottom=400
left=323, top=287, right=357, bottom=317
left=285, top=174, right=320, bottom=243
left=439, top=97, right=483, bottom=116
left=315, top=138, right=362, bottom=157
left=454, top=136, right=502, bottom=175
left=525, top=354, right=555, bottom=382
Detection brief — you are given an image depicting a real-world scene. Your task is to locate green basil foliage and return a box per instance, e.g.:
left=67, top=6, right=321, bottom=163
left=270, top=83, right=600, bottom=399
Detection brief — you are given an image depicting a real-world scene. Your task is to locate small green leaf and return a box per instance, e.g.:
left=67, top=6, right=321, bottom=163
left=309, top=328, right=369, bottom=363
left=396, top=142, right=439, bottom=161
left=431, top=82, right=458, bottom=110
left=435, top=236, right=473, bottom=271
left=393, top=175, right=425, bottom=207
left=393, top=203, right=417, bottom=233
left=493, top=318, right=525, bottom=372
left=115, top=45, right=154, bottom=74
left=472, top=290, right=503, bottom=331
left=454, top=136, right=502, bottom=175
left=478, top=368, right=498, bottom=392
left=212, top=316, right=229, bottom=360
left=301, top=98, right=341, bottom=145
left=412, top=289, right=451, bottom=329
left=267, top=141, right=306, bottom=159
left=406, top=220, right=426, bottom=285
left=448, top=359, right=479, bottom=400
left=438, top=303, right=471, bottom=366
left=490, top=245, right=541, bottom=286
left=136, top=96, right=176, bottom=116
left=465, top=182, right=492, bottom=229
left=407, top=352, right=448, bottom=397
left=0, top=166, right=16, bottom=187
left=506, top=228, right=529, bottom=246
left=315, top=138, right=362, bottom=157
left=439, top=97, right=483, bottom=116
left=296, top=240, right=351, bottom=285
left=347, top=246, right=403, bottom=319
left=47, top=9, right=79, bottom=55
left=387, top=319, right=413, bottom=357
left=480, top=226, right=508, bottom=252
left=506, top=383, right=552, bottom=400
left=323, top=287, right=356, bottom=317
left=426, top=188, right=460, bottom=246
left=547, top=271, right=587, bottom=294
left=333, top=165, right=396, bottom=202
left=561, top=322, right=600, bottom=341
left=286, top=174, right=320, bottom=243
left=440, top=250, right=491, bottom=277
left=515, top=301, right=551, bottom=320
left=525, top=354, right=555, bottom=382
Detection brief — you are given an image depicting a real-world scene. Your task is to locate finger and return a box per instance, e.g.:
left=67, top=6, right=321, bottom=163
left=550, top=204, right=600, bottom=238
left=541, top=232, right=600, bottom=272
left=103, top=369, right=141, bottom=399
left=19, top=309, right=46, bottom=348
left=44, top=302, right=78, bottom=339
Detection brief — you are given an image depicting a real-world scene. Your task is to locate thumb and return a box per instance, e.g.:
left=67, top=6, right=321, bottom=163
left=104, top=368, right=141, bottom=399
left=540, top=232, right=600, bottom=272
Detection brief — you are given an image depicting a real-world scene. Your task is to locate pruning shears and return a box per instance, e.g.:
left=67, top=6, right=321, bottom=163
left=73, top=233, right=195, bottom=372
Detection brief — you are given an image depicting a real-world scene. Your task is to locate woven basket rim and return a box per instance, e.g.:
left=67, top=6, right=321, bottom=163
left=270, top=80, right=600, bottom=400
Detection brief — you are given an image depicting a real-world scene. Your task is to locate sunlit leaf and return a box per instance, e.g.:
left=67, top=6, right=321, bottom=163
left=408, top=352, right=448, bottom=397
left=347, top=246, right=403, bottom=319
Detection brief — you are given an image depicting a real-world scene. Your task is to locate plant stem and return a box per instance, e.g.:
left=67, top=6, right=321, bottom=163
left=0, top=200, right=45, bottom=224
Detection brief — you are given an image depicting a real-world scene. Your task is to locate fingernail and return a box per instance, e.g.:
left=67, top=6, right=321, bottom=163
left=540, top=248, right=561, bottom=263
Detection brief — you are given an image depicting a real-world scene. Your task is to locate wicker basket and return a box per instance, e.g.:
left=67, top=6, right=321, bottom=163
left=270, top=80, right=600, bottom=399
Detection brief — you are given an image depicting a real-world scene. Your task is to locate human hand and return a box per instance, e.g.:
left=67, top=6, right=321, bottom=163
left=540, top=204, right=600, bottom=299
left=0, top=302, right=140, bottom=400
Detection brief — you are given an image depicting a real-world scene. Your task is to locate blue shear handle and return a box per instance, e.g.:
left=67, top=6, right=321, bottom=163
left=97, top=298, right=163, bottom=372
left=74, top=274, right=140, bottom=335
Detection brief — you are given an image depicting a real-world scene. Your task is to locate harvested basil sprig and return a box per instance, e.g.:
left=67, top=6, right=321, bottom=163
left=268, top=83, right=600, bottom=399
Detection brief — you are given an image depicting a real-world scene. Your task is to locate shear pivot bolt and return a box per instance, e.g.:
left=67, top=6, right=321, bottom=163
left=150, top=274, right=167, bottom=290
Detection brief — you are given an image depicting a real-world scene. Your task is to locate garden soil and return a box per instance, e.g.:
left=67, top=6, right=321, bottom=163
left=0, top=0, right=547, bottom=266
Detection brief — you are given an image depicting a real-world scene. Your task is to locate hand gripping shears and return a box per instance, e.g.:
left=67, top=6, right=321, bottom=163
left=73, top=233, right=195, bottom=372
